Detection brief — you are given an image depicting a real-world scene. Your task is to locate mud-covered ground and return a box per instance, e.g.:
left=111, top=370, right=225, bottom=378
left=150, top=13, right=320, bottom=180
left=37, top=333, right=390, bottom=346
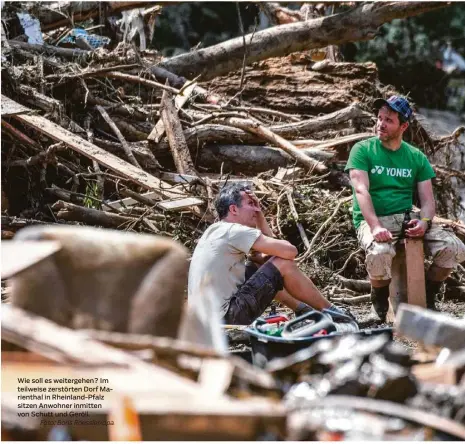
left=350, top=298, right=465, bottom=351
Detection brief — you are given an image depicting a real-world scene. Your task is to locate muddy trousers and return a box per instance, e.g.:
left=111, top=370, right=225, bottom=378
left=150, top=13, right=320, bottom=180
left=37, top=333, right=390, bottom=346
left=357, top=212, right=465, bottom=281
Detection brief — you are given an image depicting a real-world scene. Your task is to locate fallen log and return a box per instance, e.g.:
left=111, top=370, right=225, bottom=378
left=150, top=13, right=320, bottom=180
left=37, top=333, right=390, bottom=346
left=336, top=276, right=371, bottom=293
left=51, top=200, right=154, bottom=228
left=7, top=40, right=91, bottom=61
left=269, top=104, right=371, bottom=139
left=159, top=2, right=447, bottom=80
left=199, top=144, right=334, bottom=175
left=331, top=294, right=371, bottom=305
left=221, top=116, right=327, bottom=173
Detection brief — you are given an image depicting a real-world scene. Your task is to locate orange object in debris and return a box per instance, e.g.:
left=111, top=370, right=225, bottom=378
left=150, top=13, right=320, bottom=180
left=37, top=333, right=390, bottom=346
left=108, top=395, right=142, bottom=441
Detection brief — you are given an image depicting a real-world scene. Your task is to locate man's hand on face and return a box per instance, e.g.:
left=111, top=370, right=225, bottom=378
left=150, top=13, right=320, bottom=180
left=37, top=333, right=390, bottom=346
left=245, top=189, right=262, bottom=213
left=405, top=219, right=428, bottom=238
left=371, top=225, right=393, bottom=243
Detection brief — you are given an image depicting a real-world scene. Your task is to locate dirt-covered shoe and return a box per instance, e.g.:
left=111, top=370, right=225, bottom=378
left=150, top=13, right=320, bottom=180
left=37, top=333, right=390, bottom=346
left=327, top=303, right=357, bottom=323
left=370, top=285, right=390, bottom=322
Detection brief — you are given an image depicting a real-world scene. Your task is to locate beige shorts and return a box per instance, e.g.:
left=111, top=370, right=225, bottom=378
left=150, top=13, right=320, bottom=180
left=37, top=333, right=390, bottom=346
left=357, top=212, right=465, bottom=281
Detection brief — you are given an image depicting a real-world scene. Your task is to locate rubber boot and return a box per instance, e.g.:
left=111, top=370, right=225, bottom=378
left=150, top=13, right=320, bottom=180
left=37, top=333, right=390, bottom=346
left=370, top=285, right=390, bottom=322
left=425, top=280, right=442, bottom=311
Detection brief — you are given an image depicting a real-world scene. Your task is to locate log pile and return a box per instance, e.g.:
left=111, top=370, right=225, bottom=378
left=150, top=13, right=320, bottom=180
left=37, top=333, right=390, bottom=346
left=1, top=1, right=464, bottom=290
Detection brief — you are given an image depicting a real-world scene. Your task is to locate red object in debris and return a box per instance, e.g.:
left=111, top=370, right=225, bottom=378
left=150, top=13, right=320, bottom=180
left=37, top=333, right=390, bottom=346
left=265, top=315, right=289, bottom=324
left=312, top=329, right=328, bottom=337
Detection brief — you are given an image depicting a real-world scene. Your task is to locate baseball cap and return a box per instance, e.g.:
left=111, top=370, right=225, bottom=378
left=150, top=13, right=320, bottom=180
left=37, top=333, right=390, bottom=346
left=374, top=95, right=413, bottom=122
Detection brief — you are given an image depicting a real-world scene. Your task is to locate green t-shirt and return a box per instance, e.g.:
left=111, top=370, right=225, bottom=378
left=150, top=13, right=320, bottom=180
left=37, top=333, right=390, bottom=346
left=345, top=137, right=436, bottom=229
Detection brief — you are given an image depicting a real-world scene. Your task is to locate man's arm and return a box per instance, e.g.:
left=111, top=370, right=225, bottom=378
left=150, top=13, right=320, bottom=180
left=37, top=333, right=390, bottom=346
left=245, top=189, right=274, bottom=237
left=252, top=234, right=298, bottom=260
left=349, top=169, right=392, bottom=242
left=418, top=179, right=435, bottom=220
left=406, top=179, right=435, bottom=237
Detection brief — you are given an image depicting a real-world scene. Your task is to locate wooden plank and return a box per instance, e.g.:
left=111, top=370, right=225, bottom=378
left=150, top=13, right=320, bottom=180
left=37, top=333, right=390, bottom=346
left=147, top=82, right=197, bottom=143
left=105, top=189, right=204, bottom=212
left=160, top=85, right=197, bottom=175
left=405, top=238, right=426, bottom=308
left=105, top=191, right=159, bottom=210
left=13, top=111, right=178, bottom=199
left=157, top=197, right=204, bottom=211
left=160, top=172, right=199, bottom=183
left=1, top=241, right=61, bottom=279
left=395, top=303, right=465, bottom=351
left=1, top=95, right=30, bottom=116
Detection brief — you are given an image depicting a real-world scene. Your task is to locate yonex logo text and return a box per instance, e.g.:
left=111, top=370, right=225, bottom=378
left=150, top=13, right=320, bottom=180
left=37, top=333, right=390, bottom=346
left=370, top=166, right=412, bottom=178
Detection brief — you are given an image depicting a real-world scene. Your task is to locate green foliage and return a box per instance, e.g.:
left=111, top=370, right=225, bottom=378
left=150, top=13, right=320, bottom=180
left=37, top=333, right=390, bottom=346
left=354, top=4, right=465, bottom=108
left=152, top=2, right=259, bottom=57
left=83, top=181, right=100, bottom=209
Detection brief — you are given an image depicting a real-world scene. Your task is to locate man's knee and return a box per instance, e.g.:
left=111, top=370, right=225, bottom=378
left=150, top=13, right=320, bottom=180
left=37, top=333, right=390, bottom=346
left=365, top=242, right=396, bottom=280
left=270, top=256, right=295, bottom=275
left=430, top=231, right=465, bottom=268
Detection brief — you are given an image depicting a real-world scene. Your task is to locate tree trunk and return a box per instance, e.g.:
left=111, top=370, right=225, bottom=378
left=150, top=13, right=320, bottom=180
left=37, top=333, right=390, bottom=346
left=221, top=117, right=327, bottom=173
left=51, top=200, right=143, bottom=228
left=159, top=2, right=447, bottom=80
left=198, top=144, right=332, bottom=174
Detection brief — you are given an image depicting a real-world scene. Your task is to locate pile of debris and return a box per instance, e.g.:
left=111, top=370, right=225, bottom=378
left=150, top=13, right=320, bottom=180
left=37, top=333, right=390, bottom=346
left=2, top=3, right=465, bottom=440
left=2, top=3, right=465, bottom=284
left=2, top=302, right=464, bottom=440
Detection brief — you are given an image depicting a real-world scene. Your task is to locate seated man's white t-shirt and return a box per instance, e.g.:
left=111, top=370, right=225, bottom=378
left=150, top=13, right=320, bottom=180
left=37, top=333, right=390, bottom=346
left=188, top=221, right=261, bottom=317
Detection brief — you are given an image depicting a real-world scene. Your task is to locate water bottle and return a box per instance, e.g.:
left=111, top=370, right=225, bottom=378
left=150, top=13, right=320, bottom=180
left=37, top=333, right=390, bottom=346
left=401, top=209, right=411, bottom=238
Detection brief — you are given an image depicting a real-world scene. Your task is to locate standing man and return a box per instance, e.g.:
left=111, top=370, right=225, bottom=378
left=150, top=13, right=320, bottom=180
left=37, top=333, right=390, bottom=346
left=345, top=95, right=465, bottom=321
left=188, top=183, right=351, bottom=325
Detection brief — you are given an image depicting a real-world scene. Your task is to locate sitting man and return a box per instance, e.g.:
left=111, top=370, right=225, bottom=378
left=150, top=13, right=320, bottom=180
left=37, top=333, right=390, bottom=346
left=345, top=95, right=465, bottom=321
left=188, top=183, right=349, bottom=325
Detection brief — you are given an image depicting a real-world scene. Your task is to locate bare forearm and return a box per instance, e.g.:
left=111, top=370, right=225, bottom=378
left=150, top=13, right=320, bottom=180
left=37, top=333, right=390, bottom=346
left=420, top=199, right=435, bottom=220
left=356, top=190, right=381, bottom=230
left=256, top=214, right=274, bottom=237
